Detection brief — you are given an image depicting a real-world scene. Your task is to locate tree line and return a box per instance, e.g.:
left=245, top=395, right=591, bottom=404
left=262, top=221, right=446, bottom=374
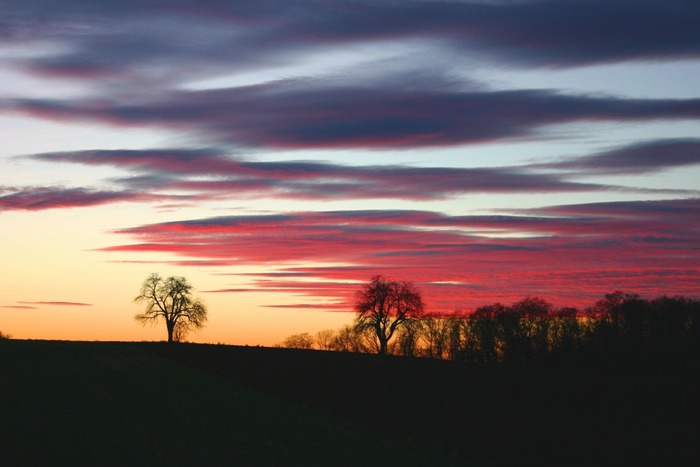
left=94, top=272, right=700, bottom=367
left=282, top=276, right=700, bottom=367
left=4, top=272, right=697, bottom=364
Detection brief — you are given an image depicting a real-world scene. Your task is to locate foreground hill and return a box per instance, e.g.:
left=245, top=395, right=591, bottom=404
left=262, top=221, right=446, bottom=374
left=2, top=340, right=699, bottom=466
left=0, top=340, right=460, bottom=466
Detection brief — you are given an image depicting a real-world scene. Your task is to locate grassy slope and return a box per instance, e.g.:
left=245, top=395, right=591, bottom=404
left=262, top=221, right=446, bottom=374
left=157, top=343, right=700, bottom=467
left=0, top=340, right=462, bottom=467
left=2, top=340, right=699, bottom=466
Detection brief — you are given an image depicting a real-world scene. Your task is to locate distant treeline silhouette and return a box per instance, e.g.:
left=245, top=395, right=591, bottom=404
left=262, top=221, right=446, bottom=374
left=282, top=291, right=700, bottom=366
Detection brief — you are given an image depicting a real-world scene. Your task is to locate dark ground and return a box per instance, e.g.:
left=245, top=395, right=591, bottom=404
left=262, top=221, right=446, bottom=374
left=2, top=340, right=699, bottom=466
left=0, top=340, right=460, bottom=467
left=158, top=342, right=700, bottom=467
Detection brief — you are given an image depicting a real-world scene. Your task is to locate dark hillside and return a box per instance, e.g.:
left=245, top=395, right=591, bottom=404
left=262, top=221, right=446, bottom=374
left=0, top=340, right=462, bottom=467
left=156, top=343, right=700, bottom=467
left=2, top=340, right=698, bottom=466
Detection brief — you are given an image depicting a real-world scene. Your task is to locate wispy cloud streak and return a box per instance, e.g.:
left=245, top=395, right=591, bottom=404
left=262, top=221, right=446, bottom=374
left=3, top=0, right=698, bottom=84
left=102, top=200, right=700, bottom=310
left=17, top=301, right=93, bottom=307
left=0, top=186, right=160, bottom=211
left=540, top=138, right=700, bottom=175
left=19, top=146, right=695, bottom=207
left=9, top=83, right=700, bottom=149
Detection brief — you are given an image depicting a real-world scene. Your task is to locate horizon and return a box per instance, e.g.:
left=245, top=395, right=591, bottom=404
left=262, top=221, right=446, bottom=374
left=2, top=0, right=699, bottom=346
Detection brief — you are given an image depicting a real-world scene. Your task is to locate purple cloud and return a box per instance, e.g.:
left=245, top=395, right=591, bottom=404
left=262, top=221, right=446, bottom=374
left=3, top=0, right=698, bottom=84
left=25, top=149, right=607, bottom=199
left=22, top=146, right=695, bottom=206
left=529, top=197, right=700, bottom=219
left=9, top=81, right=700, bottom=150
left=0, top=186, right=160, bottom=211
left=540, top=138, right=700, bottom=174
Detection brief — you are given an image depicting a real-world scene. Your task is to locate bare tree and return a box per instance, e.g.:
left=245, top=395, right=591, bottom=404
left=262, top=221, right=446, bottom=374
left=134, top=273, right=207, bottom=343
left=395, top=319, right=421, bottom=357
left=354, top=275, right=424, bottom=355
left=282, top=332, right=315, bottom=349
left=314, top=329, right=336, bottom=350
left=511, top=296, right=553, bottom=362
left=330, top=325, right=369, bottom=352
left=421, top=313, right=451, bottom=359
left=445, top=312, right=465, bottom=360
left=468, top=303, right=506, bottom=362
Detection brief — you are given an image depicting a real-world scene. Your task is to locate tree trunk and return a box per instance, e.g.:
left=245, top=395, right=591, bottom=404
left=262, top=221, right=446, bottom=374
left=166, top=321, right=174, bottom=343
left=378, top=335, right=388, bottom=355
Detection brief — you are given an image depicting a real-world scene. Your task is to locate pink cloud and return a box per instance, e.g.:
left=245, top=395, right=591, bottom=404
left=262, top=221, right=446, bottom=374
left=101, top=200, right=700, bottom=311
left=0, top=186, right=160, bottom=212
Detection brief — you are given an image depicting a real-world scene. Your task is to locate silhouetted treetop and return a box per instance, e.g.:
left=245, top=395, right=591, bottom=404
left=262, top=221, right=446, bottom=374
left=134, top=273, right=207, bottom=343
left=354, top=275, right=424, bottom=355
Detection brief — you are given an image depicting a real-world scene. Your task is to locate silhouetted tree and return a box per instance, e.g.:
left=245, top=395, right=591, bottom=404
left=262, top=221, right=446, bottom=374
left=395, top=319, right=421, bottom=357
left=330, top=325, right=369, bottom=352
left=584, top=291, right=700, bottom=364
left=511, top=296, right=553, bottom=361
left=647, top=295, right=697, bottom=357
left=0, top=330, right=11, bottom=340
left=445, top=312, right=465, bottom=360
left=420, top=313, right=452, bottom=359
left=548, top=306, right=583, bottom=362
left=282, top=332, right=315, bottom=349
left=467, top=303, right=506, bottom=362
left=354, top=275, right=424, bottom=355
left=314, top=329, right=336, bottom=350
left=134, top=273, right=207, bottom=343
left=585, top=291, right=640, bottom=359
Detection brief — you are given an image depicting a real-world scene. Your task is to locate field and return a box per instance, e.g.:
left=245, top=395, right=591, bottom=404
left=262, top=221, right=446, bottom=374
left=1, top=340, right=698, bottom=466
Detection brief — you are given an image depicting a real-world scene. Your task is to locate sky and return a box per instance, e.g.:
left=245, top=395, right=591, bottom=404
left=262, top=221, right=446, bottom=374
left=1, top=0, right=699, bottom=346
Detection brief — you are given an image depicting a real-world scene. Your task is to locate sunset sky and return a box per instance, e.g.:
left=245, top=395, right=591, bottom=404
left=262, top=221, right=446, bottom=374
left=2, top=0, right=699, bottom=345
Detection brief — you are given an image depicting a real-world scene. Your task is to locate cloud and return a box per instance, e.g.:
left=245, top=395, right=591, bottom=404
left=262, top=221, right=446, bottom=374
left=28, top=148, right=236, bottom=174
left=3, top=0, right=698, bottom=86
left=263, top=303, right=350, bottom=311
left=443, top=0, right=700, bottom=67
left=21, top=146, right=695, bottom=208
left=9, top=83, right=700, bottom=149
left=1, top=305, right=37, bottom=309
left=529, top=197, right=700, bottom=218
left=24, top=150, right=591, bottom=200
left=4, top=0, right=699, bottom=316
left=0, top=186, right=160, bottom=211
left=100, top=200, right=700, bottom=310
left=17, top=301, right=93, bottom=306
left=540, top=138, right=700, bottom=175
